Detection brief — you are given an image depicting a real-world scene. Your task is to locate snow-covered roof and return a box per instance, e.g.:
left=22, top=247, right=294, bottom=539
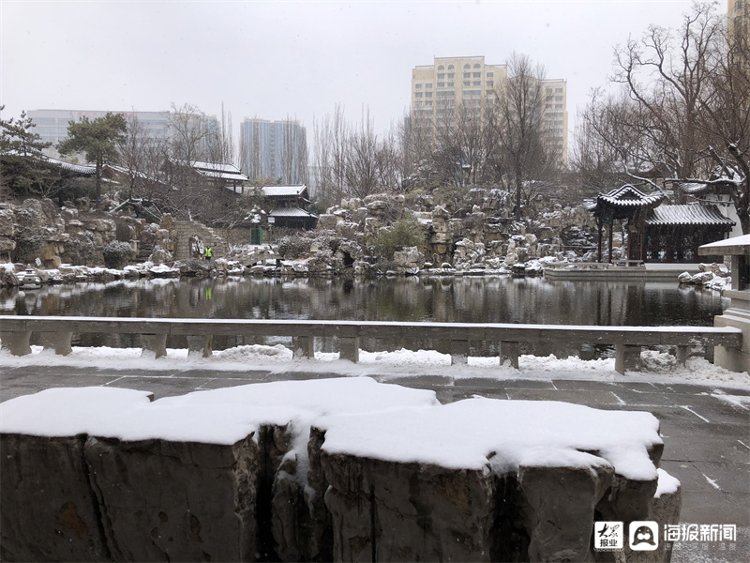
left=191, top=161, right=248, bottom=181
left=191, top=161, right=241, bottom=173
left=646, top=204, right=735, bottom=227
left=45, top=156, right=96, bottom=175
left=699, top=234, right=750, bottom=256
left=269, top=207, right=318, bottom=219
left=597, top=184, right=663, bottom=207
left=262, top=185, right=308, bottom=198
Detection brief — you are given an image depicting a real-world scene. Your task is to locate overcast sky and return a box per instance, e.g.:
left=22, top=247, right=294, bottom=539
left=2, top=0, right=701, bottom=143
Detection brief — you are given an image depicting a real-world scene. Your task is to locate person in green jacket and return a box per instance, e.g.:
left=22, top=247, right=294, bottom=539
left=204, top=246, right=213, bottom=261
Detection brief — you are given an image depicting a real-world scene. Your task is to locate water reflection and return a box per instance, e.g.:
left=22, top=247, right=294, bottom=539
left=1, top=275, right=725, bottom=327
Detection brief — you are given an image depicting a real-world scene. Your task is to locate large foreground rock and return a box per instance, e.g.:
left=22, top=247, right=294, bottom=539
left=0, top=380, right=680, bottom=563
left=84, top=435, right=259, bottom=562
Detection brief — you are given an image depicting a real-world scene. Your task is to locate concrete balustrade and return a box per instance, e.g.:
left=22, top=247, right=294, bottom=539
left=0, top=315, right=742, bottom=374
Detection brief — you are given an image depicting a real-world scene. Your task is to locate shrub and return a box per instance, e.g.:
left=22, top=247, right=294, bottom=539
left=373, top=215, right=426, bottom=260
left=277, top=235, right=311, bottom=259
left=103, top=240, right=133, bottom=269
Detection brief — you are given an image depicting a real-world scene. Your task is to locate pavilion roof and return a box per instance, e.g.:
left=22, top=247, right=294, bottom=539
left=646, top=204, right=735, bottom=227
left=596, top=184, right=664, bottom=207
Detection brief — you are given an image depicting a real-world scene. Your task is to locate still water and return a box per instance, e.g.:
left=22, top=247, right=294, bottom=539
left=1, top=275, right=725, bottom=326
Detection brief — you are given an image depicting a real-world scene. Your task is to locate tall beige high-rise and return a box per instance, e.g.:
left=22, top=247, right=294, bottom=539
left=410, top=56, right=568, bottom=164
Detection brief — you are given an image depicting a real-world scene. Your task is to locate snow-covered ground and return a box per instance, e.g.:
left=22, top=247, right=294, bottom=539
left=1, top=343, right=748, bottom=391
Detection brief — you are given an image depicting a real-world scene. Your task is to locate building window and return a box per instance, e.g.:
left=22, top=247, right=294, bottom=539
left=463, top=80, right=471, bottom=87
left=447, top=73, right=454, bottom=79
left=438, top=65, right=444, bottom=70
left=415, top=92, right=423, bottom=98
left=437, top=82, right=445, bottom=88
left=415, top=83, right=422, bottom=89
left=438, top=73, right=445, bottom=79
left=473, top=63, right=481, bottom=69
left=473, top=72, right=481, bottom=78
left=447, top=64, right=454, bottom=70
left=555, top=87, right=563, bottom=92
left=464, top=63, right=471, bottom=69
left=472, top=80, right=481, bottom=86
left=487, top=81, right=494, bottom=87
left=487, top=72, right=494, bottom=78
left=425, top=91, right=433, bottom=98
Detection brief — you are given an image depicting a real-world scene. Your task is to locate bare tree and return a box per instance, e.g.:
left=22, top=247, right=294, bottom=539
left=489, top=53, right=551, bottom=218
left=613, top=2, right=722, bottom=179
left=577, top=2, right=749, bottom=231
left=312, top=105, right=349, bottom=207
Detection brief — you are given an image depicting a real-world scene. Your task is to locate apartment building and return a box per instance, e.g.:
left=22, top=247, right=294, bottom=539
left=27, top=108, right=222, bottom=162
left=410, top=56, right=568, bottom=163
left=239, top=118, right=307, bottom=185
left=28, top=109, right=173, bottom=146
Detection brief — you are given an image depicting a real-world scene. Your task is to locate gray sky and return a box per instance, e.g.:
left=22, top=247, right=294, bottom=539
left=1, top=0, right=700, bottom=143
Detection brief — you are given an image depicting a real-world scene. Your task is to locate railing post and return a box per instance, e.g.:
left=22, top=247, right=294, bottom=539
left=339, top=337, right=359, bottom=363
left=142, top=334, right=168, bottom=359
left=187, top=335, right=213, bottom=358
left=499, top=341, right=519, bottom=368
left=0, top=331, right=32, bottom=356
left=450, top=340, right=469, bottom=365
left=293, top=336, right=314, bottom=359
left=615, top=344, right=641, bottom=374
left=41, top=331, right=73, bottom=356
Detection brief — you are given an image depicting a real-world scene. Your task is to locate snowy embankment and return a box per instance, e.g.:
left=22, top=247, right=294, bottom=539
left=2, top=342, right=748, bottom=390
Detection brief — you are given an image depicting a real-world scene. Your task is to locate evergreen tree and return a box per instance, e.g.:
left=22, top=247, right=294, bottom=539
left=58, top=112, right=127, bottom=201
left=0, top=107, right=56, bottom=198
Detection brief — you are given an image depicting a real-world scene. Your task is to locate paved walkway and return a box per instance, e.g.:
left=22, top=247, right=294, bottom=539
left=1, top=364, right=748, bottom=561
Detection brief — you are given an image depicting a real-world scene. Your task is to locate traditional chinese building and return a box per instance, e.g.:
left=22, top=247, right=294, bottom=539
left=587, top=184, right=735, bottom=264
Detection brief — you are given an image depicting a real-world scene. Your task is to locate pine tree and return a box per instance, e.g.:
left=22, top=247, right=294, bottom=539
left=58, top=112, right=127, bottom=201
left=0, top=107, right=56, bottom=198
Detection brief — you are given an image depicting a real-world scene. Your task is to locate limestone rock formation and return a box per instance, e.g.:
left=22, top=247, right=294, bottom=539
left=0, top=379, right=680, bottom=563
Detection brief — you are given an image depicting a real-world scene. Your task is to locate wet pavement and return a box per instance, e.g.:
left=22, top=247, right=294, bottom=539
left=1, top=364, right=748, bottom=561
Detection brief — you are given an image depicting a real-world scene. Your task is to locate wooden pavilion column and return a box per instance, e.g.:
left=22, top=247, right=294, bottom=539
left=607, top=220, right=614, bottom=263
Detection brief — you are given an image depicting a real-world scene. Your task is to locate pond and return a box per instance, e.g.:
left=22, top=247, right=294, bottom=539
left=1, top=275, right=725, bottom=325
left=0, top=276, right=726, bottom=356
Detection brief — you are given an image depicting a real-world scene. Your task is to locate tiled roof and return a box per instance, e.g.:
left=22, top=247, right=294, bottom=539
left=45, top=156, right=96, bottom=175
left=189, top=161, right=248, bottom=181
left=597, top=184, right=663, bottom=207
left=191, top=161, right=241, bottom=173
left=646, top=204, right=735, bottom=226
left=270, top=207, right=317, bottom=218
left=262, top=185, right=307, bottom=198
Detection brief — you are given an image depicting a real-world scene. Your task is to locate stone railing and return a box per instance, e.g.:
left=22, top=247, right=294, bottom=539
left=0, top=379, right=681, bottom=562
left=0, top=315, right=742, bottom=374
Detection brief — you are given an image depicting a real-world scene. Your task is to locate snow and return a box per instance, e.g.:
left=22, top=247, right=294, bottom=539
left=700, top=233, right=750, bottom=249
left=1, top=343, right=748, bottom=390
left=0, top=387, right=154, bottom=437
left=318, top=396, right=662, bottom=480
left=655, top=468, right=681, bottom=498
left=0, top=379, right=662, bottom=481
left=710, top=393, right=750, bottom=410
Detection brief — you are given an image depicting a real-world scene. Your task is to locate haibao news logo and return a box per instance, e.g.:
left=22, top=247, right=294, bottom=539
left=629, top=521, right=659, bottom=551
